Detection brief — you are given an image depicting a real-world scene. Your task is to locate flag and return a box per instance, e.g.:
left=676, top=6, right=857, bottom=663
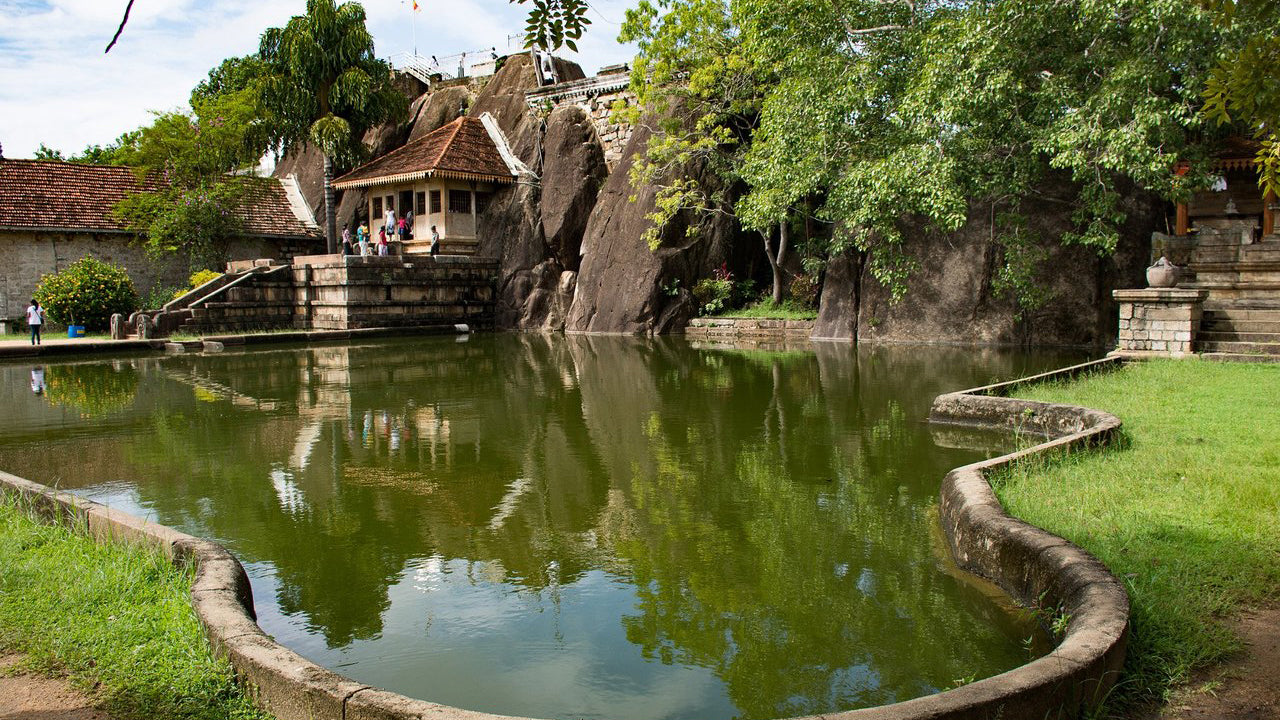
left=413, top=1, right=420, bottom=10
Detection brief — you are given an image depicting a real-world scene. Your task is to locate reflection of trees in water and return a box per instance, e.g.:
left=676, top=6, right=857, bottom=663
left=594, top=346, right=1037, bottom=716
left=43, top=362, right=139, bottom=417
left=0, top=337, right=1068, bottom=711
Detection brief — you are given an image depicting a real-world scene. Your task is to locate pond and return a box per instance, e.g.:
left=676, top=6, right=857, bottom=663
left=0, top=335, right=1087, bottom=720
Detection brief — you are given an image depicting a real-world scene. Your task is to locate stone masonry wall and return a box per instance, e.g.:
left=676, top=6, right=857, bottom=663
left=0, top=230, right=320, bottom=328
left=1113, top=288, right=1206, bottom=356
left=188, top=256, right=499, bottom=333
left=580, top=90, right=636, bottom=171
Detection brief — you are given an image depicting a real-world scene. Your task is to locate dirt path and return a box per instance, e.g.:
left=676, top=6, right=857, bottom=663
left=0, top=655, right=113, bottom=720
left=1133, top=607, right=1280, bottom=720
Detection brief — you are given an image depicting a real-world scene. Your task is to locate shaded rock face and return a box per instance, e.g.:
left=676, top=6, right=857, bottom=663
left=817, top=182, right=1159, bottom=347
left=408, top=86, right=473, bottom=141
left=472, top=54, right=608, bottom=331
left=566, top=122, right=737, bottom=335
left=541, top=106, right=607, bottom=271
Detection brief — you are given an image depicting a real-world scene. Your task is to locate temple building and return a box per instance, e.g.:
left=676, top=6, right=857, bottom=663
left=332, top=115, right=521, bottom=255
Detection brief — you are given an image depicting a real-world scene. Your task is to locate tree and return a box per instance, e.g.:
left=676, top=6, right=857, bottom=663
left=257, top=0, right=408, bottom=253
left=624, top=0, right=1230, bottom=310
left=113, top=82, right=272, bottom=271
left=1200, top=0, right=1280, bottom=195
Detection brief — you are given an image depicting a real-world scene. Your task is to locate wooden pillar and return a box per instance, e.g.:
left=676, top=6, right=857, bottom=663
left=1265, top=190, right=1276, bottom=237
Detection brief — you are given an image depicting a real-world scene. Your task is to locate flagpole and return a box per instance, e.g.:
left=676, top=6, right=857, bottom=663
left=412, top=1, right=418, bottom=56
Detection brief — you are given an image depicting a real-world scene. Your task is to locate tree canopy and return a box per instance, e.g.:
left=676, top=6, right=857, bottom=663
left=622, top=0, right=1268, bottom=308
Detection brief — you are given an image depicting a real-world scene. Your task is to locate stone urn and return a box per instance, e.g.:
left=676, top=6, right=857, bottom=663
left=1146, top=256, right=1179, bottom=288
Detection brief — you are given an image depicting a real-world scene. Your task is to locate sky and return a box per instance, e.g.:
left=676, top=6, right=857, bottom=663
left=0, top=0, right=639, bottom=159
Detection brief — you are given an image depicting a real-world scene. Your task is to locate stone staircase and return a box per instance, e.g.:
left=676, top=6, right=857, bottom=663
left=1180, top=231, right=1280, bottom=360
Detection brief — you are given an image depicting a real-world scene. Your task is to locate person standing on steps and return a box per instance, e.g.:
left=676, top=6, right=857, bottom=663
left=430, top=225, right=440, bottom=256
left=25, top=299, right=44, bottom=345
left=342, top=225, right=353, bottom=255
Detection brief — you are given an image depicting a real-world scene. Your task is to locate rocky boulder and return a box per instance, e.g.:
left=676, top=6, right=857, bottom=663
left=566, top=122, right=739, bottom=335
left=540, top=105, right=608, bottom=271
left=816, top=181, right=1159, bottom=347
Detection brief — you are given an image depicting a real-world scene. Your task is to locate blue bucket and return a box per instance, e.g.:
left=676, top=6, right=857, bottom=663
left=67, top=325, right=86, bottom=338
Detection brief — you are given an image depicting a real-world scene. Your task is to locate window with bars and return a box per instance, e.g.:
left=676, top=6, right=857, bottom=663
left=448, top=189, right=472, bottom=214
left=372, top=196, right=383, bottom=220
left=429, top=190, right=441, bottom=214
left=475, top=192, right=492, bottom=214
left=416, top=191, right=426, bottom=216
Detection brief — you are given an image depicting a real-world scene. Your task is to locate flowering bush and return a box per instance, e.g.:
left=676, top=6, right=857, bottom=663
left=33, top=257, right=139, bottom=329
left=692, top=264, right=755, bottom=315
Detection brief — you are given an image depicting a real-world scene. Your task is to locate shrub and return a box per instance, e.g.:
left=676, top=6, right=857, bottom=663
left=789, top=273, right=819, bottom=308
left=170, top=269, right=223, bottom=301
left=34, top=257, right=139, bottom=330
left=692, top=266, right=756, bottom=316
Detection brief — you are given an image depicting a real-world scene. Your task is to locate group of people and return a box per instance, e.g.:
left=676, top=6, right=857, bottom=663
left=341, top=210, right=441, bottom=258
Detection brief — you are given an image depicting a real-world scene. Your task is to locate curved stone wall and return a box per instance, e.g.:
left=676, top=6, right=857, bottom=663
left=0, top=356, right=1130, bottom=720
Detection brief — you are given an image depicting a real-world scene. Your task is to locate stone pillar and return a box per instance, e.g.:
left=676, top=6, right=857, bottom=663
left=109, top=313, right=126, bottom=340
left=1113, top=288, right=1207, bottom=357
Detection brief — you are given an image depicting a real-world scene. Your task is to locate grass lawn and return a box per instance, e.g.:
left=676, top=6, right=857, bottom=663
left=998, top=359, right=1280, bottom=711
left=0, top=495, right=270, bottom=720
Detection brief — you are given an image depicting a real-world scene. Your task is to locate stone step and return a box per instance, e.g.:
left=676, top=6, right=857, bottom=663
left=1204, top=301, right=1280, bottom=314
left=1197, top=340, right=1280, bottom=355
left=1201, top=319, right=1280, bottom=334
left=1198, top=330, right=1280, bottom=344
left=1200, top=352, right=1280, bottom=364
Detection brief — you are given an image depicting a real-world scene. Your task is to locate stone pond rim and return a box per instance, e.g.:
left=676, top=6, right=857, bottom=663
left=0, top=356, right=1130, bottom=720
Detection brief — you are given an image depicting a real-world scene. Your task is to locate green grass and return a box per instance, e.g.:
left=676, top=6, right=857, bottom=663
left=714, top=299, right=818, bottom=320
left=996, top=359, right=1280, bottom=711
left=0, top=494, right=271, bottom=720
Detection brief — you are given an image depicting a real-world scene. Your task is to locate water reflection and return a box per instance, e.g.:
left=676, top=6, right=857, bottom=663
left=0, top=336, right=1084, bottom=720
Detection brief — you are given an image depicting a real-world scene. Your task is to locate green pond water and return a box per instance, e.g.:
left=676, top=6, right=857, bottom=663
left=0, top=334, right=1086, bottom=720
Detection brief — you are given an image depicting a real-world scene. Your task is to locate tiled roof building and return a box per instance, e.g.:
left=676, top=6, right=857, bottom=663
left=0, top=159, right=320, bottom=239
left=332, top=115, right=521, bottom=256
left=333, top=116, right=516, bottom=190
left=0, top=158, right=322, bottom=325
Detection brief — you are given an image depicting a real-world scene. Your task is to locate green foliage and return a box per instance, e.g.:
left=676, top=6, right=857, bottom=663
left=692, top=266, right=755, bottom=315
left=1200, top=0, right=1280, bottom=196
left=624, top=0, right=1234, bottom=306
left=257, top=0, right=407, bottom=167
left=1002, top=360, right=1280, bottom=710
left=0, top=496, right=271, bottom=720
left=33, top=257, right=139, bottom=329
left=716, top=299, right=817, bottom=320
left=511, top=0, right=591, bottom=51
left=114, top=180, right=248, bottom=272
left=186, top=269, right=224, bottom=292
left=33, top=131, right=140, bottom=166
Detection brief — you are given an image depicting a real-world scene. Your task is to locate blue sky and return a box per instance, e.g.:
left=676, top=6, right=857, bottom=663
left=0, top=0, right=638, bottom=158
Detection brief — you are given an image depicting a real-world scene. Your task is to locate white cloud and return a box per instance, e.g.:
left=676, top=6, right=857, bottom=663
left=0, top=0, right=637, bottom=159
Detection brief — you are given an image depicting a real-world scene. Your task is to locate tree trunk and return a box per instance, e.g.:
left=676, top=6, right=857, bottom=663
left=761, top=220, right=791, bottom=306
left=323, top=154, right=337, bottom=254
left=774, top=221, right=789, bottom=305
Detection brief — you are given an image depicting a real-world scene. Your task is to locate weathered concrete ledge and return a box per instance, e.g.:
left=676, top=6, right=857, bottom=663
left=683, top=317, right=815, bottom=342
left=0, top=355, right=1131, bottom=720
left=0, top=325, right=471, bottom=361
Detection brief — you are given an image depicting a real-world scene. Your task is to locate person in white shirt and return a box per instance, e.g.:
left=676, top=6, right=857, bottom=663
left=25, top=299, right=44, bottom=345
left=385, top=206, right=396, bottom=237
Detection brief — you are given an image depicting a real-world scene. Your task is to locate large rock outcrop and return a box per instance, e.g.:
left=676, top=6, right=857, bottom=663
left=565, top=122, right=739, bottom=335
left=815, top=182, right=1158, bottom=346
left=473, top=54, right=604, bottom=330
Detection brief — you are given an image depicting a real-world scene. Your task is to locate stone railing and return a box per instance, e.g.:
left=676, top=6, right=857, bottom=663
left=0, top=356, right=1132, bottom=720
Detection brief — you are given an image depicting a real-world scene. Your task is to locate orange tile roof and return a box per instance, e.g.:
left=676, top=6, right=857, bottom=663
left=0, top=159, right=320, bottom=239
left=333, top=116, right=515, bottom=189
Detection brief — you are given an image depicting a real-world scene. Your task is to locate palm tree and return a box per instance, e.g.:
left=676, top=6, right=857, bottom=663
left=258, top=0, right=407, bottom=253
